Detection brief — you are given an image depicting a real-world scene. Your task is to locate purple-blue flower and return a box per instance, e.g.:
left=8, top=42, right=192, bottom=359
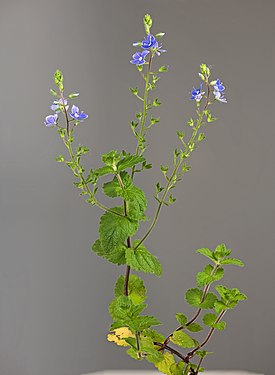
left=155, top=41, right=166, bottom=56
left=214, top=79, right=225, bottom=92
left=51, top=98, right=68, bottom=112
left=213, top=79, right=227, bottom=103
left=130, top=50, right=149, bottom=65
left=141, top=34, right=158, bottom=49
left=69, top=105, right=88, bottom=121
left=190, top=84, right=205, bottom=102
left=44, top=114, right=58, bottom=127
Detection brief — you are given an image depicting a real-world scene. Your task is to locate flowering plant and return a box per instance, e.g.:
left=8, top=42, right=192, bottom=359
left=44, top=14, right=246, bottom=375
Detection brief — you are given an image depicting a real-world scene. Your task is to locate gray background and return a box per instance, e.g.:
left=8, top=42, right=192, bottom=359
left=0, top=0, right=274, bottom=375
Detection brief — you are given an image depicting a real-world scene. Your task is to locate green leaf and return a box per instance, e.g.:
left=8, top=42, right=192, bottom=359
left=202, top=313, right=217, bottom=327
left=185, top=288, right=203, bottom=307
left=99, top=207, right=139, bottom=253
left=170, top=362, right=185, bottom=375
left=101, top=150, right=121, bottom=168
left=214, top=321, right=226, bottom=330
left=196, top=248, right=216, bottom=262
left=159, top=65, right=169, bottom=73
left=196, top=350, right=213, bottom=359
left=154, top=352, right=175, bottom=375
left=126, top=241, right=162, bottom=276
left=93, top=165, right=113, bottom=179
left=123, top=185, right=147, bottom=221
left=55, top=155, right=65, bottom=163
left=176, top=313, right=187, bottom=326
left=129, top=315, right=161, bottom=332
left=91, top=239, right=126, bottom=265
left=200, top=292, right=217, bottom=309
left=115, top=274, right=146, bottom=305
left=196, top=265, right=224, bottom=287
left=171, top=331, right=196, bottom=348
left=117, top=154, right=145, bottom=172
left=109, top=295, right=146, bottom=321
left=127, top=347, right=141, bottom=360
left=143, top=329, right=165, bottom=343
left=214, top=244, right=231, bottom=260
left=155, top=32, right=165, bottom=38
left=186, top=323, right=203, bottom=332
left=220, top=258, right=244, bottom=267
left=68, top=92, right=80, bottom=98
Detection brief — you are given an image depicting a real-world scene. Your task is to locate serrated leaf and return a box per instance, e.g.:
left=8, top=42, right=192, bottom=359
left=91, top=239, right=126, bottom=265
left=127, top=347, right=141, bottom=360
left=176, top=313, right=187, bottom=326
left=99, top=207, right=139, bottom=253
left=109, top=296, right=146, bottom=322
left=214, top=300, right=228, bottom=313
left=196, top=248, right=216, bottom=262
left=186, top=323, right=203, bottom=332
left=143, top=329, right=165, bottom=343
left=214, top=321, right=226, bottom=330
left=124, top=185, right=147, bottom=221
left=202, top=313, right=217, bottom=327
left=129, top=315, right=161, bottom=332
left=171, top=330, right=196, bottom=348
left=115, top=274, right=146, bottom=305
left=196, top=265, right=224, bottom=287
left=155, top=352, right=175, bottom=375
left=214, top=243, right=231, bottom=259
left=170, top=362, right=185, bottom=375
left=185, top=288, right=203, bottom=307
left=117, top=154, right=145, bottom=172
left=93, top=165, right=113, bottom=179
left=102, top=171, right=132, bottom=198
left=220, top=258, right=244, bottom=267
left=126, top=241, right=162, bottom=276
left=107, top=327, right=135, bottom=347
left=200, top=292, right=217, bottom=309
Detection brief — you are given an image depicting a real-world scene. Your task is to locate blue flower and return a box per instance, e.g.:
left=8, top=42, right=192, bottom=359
left=214, top=90, right=227, bottom=103
left=155, top=41, right=166, bottom=56
left=69, top=105, right=88, bottom=121
left=130, top=50, right=149, bottom=65
left=44, top=114, right=58, bottom=127
left=190, top=84, right=205, bottom=102
left=213, top=79, right=227, bottom=103
left=214, top=79, right=225, bottom=92
left=51, top=98, right=68, bottom=112
left=141, top=34, right=158, bottom=49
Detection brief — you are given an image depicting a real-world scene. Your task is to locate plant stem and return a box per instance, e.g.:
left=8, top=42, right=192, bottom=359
left=186, top=310, right=226, bottom=360
left=116, top=173, right=132, bottom=296
left=164, top=265, right=219, bottom=345
left=154, top=342, right=188, bottom=363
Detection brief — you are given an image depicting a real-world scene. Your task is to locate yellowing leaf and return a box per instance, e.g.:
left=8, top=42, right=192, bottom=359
left=107, top=327, right=135, bottom=347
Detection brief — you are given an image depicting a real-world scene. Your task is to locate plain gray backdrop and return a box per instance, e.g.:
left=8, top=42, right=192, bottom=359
left=0, top=1, right=275, bottom=375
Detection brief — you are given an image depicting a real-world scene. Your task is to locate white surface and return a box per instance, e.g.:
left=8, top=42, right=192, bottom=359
left=83, top=370, right=263, bottom=375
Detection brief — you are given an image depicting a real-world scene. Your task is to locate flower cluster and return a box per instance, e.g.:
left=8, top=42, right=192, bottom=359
left=44, top=96, right=88, bottom=127
left=213, top=79, right=227, bottom=103
left=130, top=33, right=166, bottom=65
left=190, top=78, right=227, bottom=104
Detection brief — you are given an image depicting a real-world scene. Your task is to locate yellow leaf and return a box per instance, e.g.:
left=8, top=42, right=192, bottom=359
left=107, top=327, right=135, bottom=347
left=155, top=352, right=175, bottom=375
